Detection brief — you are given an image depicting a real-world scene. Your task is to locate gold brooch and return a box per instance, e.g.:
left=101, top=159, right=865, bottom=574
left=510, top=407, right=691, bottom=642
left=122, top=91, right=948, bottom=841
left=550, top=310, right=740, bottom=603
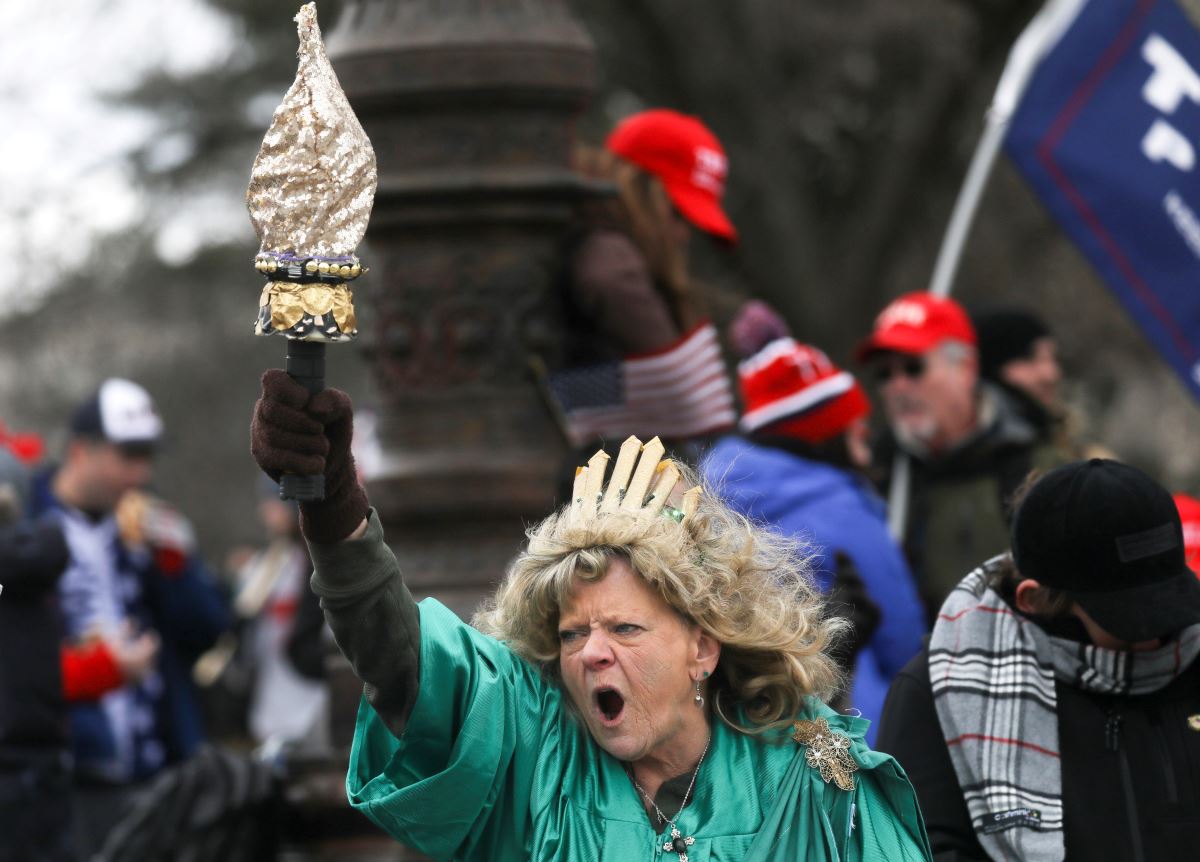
left=792, top=718, right=858, bottom=792
left=1188, top=714, right=1200, bottom=732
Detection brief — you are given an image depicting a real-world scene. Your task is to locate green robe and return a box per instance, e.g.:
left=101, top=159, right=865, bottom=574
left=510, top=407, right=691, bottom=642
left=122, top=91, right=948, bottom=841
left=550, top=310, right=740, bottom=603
left=346, top=599, right=930, bottom=861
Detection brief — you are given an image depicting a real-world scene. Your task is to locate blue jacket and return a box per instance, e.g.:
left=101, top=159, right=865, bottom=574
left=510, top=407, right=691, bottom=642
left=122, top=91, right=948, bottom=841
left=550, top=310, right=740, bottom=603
left=30, top=471, right=230, bottom=781
left=703, top=437, right=926, bottom=744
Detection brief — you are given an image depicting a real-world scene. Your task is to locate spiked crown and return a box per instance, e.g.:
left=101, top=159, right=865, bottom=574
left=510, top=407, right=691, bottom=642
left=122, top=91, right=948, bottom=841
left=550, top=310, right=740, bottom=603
left=567, top=435, right=701, bottom=531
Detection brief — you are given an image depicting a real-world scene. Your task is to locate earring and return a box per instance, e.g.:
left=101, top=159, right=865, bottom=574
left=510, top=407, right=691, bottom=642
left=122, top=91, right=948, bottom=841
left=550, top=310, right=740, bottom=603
left=694, top=678, right=704, bottom=708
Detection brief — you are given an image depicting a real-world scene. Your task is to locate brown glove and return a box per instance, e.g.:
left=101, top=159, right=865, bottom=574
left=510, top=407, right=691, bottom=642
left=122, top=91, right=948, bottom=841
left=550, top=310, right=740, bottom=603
left=250, top=369, right=368, bottom=545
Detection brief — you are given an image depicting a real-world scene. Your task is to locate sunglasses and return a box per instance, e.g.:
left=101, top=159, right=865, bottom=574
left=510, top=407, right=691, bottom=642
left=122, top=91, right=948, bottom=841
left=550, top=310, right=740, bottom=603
left=872, top=356, right=927, bottom=384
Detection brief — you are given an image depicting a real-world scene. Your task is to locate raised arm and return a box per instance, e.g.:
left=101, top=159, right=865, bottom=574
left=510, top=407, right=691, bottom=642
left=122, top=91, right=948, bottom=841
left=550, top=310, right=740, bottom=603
left=251, top=370, right=420, bottom=734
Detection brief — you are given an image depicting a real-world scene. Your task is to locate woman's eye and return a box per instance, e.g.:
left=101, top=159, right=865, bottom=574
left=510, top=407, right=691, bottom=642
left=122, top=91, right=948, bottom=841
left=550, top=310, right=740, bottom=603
left=613, top=623, right=640, bottom=635
left=559, top=630, right=582, bottom=643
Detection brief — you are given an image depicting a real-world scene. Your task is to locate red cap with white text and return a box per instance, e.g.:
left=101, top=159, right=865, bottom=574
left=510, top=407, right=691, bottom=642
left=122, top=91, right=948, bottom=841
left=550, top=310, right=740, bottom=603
left=855, top=291, right=977, bottom=362
left=606, top=109, right=738, bottom=243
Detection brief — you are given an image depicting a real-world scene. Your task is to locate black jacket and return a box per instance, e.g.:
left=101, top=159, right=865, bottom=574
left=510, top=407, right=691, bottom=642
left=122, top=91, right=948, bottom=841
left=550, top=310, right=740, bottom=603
left=876, top=643, right=1200, bottom=861
left=0, top=519, right=70, bottom=757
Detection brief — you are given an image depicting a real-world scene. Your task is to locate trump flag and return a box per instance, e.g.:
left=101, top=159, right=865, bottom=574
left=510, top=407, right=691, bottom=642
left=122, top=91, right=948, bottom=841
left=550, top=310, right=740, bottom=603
left=1005, top=0, right=1200, bottom=401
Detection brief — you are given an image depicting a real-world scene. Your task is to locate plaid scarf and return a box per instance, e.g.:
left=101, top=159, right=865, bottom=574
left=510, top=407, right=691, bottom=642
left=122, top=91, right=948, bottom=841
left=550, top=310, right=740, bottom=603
left=929, top=557, right=1200, bottom=862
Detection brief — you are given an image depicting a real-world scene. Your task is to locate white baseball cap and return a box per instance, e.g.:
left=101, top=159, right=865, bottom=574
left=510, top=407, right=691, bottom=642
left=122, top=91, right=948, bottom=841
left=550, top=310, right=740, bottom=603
left=70, top=378, right=164, bottom=451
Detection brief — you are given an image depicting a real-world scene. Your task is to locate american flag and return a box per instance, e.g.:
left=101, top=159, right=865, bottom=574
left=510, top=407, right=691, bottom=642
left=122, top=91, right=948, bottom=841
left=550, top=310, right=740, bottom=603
left=547, top=321, right=737, bottom=446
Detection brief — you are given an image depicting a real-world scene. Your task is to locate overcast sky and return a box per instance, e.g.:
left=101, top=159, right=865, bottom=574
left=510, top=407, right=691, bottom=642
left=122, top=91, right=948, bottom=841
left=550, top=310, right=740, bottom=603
left=0, top=0, right=241, bottom=310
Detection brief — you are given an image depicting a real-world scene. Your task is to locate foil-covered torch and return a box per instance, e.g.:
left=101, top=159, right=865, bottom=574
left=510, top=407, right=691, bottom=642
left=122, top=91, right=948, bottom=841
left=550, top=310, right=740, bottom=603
left=245, top=2, right=376, bottom=501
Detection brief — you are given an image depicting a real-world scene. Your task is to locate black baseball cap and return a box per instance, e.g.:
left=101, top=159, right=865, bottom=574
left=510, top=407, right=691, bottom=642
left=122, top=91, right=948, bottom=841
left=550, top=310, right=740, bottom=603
left=1012, top=459, right=1200, bottom=642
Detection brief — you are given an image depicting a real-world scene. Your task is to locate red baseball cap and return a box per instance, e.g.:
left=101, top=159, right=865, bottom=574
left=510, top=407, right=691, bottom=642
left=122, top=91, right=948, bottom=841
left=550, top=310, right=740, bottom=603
left=606, top=109, right=738, bottom=244
left=1175, top=493, right=1200, bottom=576
left=738, top=338, right=870, bottom=443
left=855, top=291, right=977, bottom=362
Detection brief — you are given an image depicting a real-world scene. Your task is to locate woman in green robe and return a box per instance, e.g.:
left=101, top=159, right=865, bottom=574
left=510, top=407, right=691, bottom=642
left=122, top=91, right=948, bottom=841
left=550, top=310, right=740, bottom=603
left=251, top=371, right=931, bottom=861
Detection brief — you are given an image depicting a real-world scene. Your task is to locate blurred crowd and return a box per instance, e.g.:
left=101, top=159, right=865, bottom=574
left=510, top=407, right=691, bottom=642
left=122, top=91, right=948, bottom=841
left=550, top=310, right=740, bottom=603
left=4, top=107, right=1200, bottom=861
left=0, top=378, right=313, bottom=860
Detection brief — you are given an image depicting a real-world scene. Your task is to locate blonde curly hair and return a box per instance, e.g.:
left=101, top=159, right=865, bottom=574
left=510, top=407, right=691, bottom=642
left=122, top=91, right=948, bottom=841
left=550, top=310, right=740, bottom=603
left=474, top=467, right=846, bottom=733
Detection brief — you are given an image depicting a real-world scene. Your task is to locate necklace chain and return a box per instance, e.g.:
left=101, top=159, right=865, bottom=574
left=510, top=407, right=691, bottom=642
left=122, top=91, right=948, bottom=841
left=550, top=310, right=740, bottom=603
left=630, top=737, right=710, bottom=829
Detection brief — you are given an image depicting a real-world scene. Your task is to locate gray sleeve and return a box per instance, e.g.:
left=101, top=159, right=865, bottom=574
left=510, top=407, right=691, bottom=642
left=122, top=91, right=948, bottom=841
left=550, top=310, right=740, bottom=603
left=307, top=508, right=420, bottom=736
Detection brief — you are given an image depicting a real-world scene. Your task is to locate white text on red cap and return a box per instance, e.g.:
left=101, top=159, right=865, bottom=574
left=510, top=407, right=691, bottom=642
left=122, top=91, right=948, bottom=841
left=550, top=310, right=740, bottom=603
left=876, top=299, right=929, bottom=330
left=691, top=147, right=727, bottom=194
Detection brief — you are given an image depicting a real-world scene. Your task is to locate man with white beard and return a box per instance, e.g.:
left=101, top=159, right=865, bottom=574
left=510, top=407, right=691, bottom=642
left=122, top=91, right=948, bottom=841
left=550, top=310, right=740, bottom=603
left=857, top=292, right=1065, bottom=620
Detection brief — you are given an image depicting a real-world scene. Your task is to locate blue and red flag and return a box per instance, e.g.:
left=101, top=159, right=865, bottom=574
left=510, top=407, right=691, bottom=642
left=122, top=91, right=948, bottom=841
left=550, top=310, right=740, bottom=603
left=546, top=321, right=736, bottom=446
left=1005, top=0, right=1200, bottom=400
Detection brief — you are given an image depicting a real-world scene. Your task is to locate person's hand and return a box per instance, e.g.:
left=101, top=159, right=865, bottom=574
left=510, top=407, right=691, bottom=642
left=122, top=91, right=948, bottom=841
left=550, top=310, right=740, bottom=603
left=224, top=545, right=256, bottom=577
left=729, top=299, right=791, bottom=359
left=110, top=620, right=160, bottom=684
left=250, top=370, right=368, bottom=544
left=826, top=553, right=882, bottom=677
left=116, top=491, right=196, bottom=574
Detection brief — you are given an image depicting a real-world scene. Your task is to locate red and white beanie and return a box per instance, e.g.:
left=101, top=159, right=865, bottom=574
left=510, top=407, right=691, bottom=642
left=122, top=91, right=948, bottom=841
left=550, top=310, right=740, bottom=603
left=738, top=338, right=870, bottom=443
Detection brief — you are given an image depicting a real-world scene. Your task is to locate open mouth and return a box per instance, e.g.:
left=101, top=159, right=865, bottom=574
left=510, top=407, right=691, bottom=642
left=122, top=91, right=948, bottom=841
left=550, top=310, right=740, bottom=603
left=594, top=687, right=625, bottom=724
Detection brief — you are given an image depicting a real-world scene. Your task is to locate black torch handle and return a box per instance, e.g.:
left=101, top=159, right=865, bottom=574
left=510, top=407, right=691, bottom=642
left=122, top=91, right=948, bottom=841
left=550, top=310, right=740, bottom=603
left=280, top=340, right=327, bottom=502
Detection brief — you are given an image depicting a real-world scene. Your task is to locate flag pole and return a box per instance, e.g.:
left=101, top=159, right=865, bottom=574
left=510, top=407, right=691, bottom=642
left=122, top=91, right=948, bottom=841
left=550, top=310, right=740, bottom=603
left=930, top=0, right=1090, bottom=300
left=887, top=0, right=1090, bottom=539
